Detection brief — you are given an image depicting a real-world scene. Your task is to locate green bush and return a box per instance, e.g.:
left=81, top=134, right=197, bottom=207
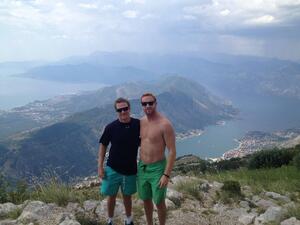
left=293, top=152, right=300, bottom=170
left=7, top=180, right=29, bottom=204
left=0, top=174, right=8, bottom=203
left=221, top=180, right=242, bottom=196
left=248, top=148, right=295, bottom=169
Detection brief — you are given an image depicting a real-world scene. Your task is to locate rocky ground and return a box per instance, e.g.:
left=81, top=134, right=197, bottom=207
left=0, top=175, right=299, bottom=225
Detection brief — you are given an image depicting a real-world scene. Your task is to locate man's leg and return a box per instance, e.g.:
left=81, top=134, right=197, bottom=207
left=156, top=200, right=166, bottom=225
left=122, top=194, right=132, bottom=217
left=107, top=195, right=117, bottom=218
left=143, top=199, right=154, bottom=225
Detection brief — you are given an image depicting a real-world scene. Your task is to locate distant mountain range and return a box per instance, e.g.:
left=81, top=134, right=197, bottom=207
left=14, top=52, right=300, bottom=99
left=0, top=76, right=234, bottom=139
left=0, top=76, right=237, bottom=180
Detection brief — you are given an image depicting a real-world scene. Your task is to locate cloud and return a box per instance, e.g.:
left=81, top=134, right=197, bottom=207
left=78, top=3, right=98, bottom=9
left=246, top=15, right=276, bottom=25
left=122, top=10, right=138, bottom=18
left=124, top=0, right=145, bottom=4
left=0, top=0, right=300, bottom=61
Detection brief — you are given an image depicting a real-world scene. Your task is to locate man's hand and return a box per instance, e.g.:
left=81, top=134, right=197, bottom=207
left=159, top=174, right=169, bottom=188
left=98, top=166, right=104, bottom=179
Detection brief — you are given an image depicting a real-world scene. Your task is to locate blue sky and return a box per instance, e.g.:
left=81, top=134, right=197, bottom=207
left=1, top=0, right=300, bottom=62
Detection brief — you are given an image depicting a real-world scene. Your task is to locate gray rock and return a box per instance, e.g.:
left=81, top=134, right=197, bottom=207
left=95, top=199, right=123, bottom=219
left=0, top=220, right=18, bottom=225
left=255, top=199, right=277, bottom=210
left=200, top=182, right=210, bottom=192
left=83, top=200, right=100, bottom=212
left=17, top=201, right=50, bottom=224
left=238, top=213, right=257, bottom=225
left=165, top=199, right=176, bottom=210
left=239, top=201, right=250, bottom=210
left=265, top=192, right=291, bottom=203
left=254, top=206, right=284, bottom=225
left=0, top=203, right=18, bottom=217
left=281, top=217, right=300, bottom=225
left=59, top=218, right=81, bottom=225
left=167, top=189, right=184, bottom=202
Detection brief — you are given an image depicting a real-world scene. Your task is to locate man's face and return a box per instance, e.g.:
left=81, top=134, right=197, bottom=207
left=141, top=96, right=156, bottom=116
left=116, top=102, right=130, bottom=121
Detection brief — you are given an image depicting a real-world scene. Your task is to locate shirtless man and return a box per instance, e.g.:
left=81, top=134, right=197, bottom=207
left=138, top=93, right=176, bottom=225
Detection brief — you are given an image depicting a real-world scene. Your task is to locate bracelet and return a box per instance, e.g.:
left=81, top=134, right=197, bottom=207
left=163, top=173, right=170, bottom=178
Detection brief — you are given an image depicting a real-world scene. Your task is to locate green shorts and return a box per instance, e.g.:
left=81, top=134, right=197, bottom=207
left=137, top=159, right=167, bottom=205
left=100, top=166, right=137, bottom=196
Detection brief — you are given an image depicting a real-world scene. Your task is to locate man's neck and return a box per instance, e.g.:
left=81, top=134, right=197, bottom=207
left=119, top=117, right=131, bottom=123
left=146, top=111, right=159, bottom=121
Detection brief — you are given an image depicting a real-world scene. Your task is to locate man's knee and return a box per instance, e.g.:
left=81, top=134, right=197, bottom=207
left=155, top=200, right=166, bottom=210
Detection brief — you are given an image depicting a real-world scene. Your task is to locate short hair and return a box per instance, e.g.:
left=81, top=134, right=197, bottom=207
left=114, top=97, right=130, bottom=110
left=141, top=93, right=157, bottom=102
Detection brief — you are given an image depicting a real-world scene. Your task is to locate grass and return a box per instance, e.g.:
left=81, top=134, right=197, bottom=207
left=284, top=203, right=300, bottom=220
left=31, top=178, right=104, bottom=206
left=201, top=165, right=300, bottom=195
left=173, top=179, right=203, bottom=201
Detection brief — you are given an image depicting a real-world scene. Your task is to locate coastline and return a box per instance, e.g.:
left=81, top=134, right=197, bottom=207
left=176, top=129, right=204, bottom=141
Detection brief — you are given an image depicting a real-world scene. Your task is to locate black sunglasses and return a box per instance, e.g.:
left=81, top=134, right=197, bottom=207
left=141, top=101, right=155, bottom=107
left=116, top=106, right=129, bottom=113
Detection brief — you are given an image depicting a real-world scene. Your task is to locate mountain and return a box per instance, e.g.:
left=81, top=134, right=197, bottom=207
left=0, top=81, right=237, bottom=180
left=17, top=63, right=157, bottom=84
left=0, top=76, right=234, bottom=140
left=15, top=52, right=300, bottom=100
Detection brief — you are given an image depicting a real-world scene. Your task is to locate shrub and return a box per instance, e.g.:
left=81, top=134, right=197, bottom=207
left=0, top=174, right=8, bottom=203
left=248, top=148, right=295, bottom=169
left=7, top=180, right=30, bottom=204
left=217, top=180, right=242, bottom=204
left=221, top=180, right=242, bottom=196
left=293, top=152, right=300, bottom=170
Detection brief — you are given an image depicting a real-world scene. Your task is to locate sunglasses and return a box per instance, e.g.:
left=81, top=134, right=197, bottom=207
left=116, top=106, right=129, bottom=113
left=141, top=101, right=155, bottom=107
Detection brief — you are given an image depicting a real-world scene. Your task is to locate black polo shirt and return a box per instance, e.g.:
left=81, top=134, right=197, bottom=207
left=99, top=118, right=140, bottom=175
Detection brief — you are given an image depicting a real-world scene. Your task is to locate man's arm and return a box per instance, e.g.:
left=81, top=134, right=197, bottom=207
left=159, top=121, right=176, bottom=188
left=98, top=144, right=107, bottom=179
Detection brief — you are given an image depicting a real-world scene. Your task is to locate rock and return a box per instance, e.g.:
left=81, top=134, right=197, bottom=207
left=239, top=201, right=250, bottom=210
left=0, top=203, right=19, bottom=218
left=265, top=192, right=291, bottom=203
left=165, top=199, right=176, bottom=210
left=238, top=213, right=257, bottom=225
left=281, top=217, right=300, bottom=225
left=167, top=189, right=184, bottom=204
left=254, top=206, right=284, bottom=225
left=59, top=218, right=81, bottom=225
left=83, top=200, right=100, bottom=212
left=95, top=199, right=123, bottom=219
left=17, top=201, right=50, bottom=224
left=212, top=181, right=223, bottom=189
left=255, top=199, right=277, bottom=210
left=66, top=202, right=85, bottom=215
left=0, top=220, right=18, bottom=225
left=199, top=182, right=210, bottom=192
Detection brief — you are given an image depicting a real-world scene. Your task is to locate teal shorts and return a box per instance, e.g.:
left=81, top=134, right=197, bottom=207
left=100, top=166, right=137, bottom=196
left=137, top=159, right=167, bottom=205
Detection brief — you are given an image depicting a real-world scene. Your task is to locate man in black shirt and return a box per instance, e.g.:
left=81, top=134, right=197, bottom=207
left=98, top=97, right=140, bottom=225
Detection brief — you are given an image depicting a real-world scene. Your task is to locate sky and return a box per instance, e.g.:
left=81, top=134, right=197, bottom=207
left=1, top=0, right=300, bottom=62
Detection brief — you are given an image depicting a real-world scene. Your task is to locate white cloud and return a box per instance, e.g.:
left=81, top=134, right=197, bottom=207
left=0, top=0, right=300, bottom=61
left=246, top=15, right=275, bottom=25
left=220, top=9, right=230, bottom=16
left=78, top=3, right=98, bottom=9
left=124, top=0, right=145, bottom=4
left=122, top=10, right=138, bottom=18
